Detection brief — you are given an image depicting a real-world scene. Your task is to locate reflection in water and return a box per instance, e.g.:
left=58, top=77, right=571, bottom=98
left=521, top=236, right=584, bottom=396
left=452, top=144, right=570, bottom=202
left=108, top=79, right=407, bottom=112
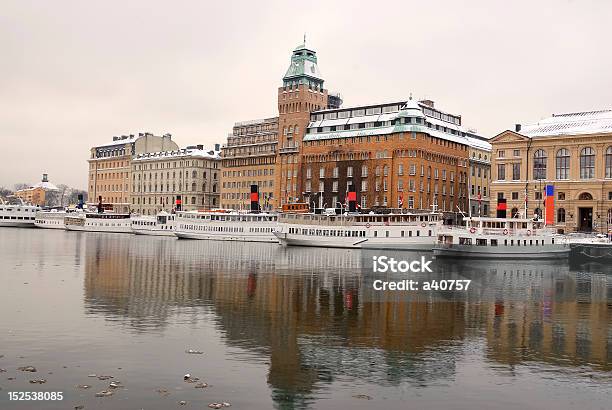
left=80, top=234, right=612, bottom=408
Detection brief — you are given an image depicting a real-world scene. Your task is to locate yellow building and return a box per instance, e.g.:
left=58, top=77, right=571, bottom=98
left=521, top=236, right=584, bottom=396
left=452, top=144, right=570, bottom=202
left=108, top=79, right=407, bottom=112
left=221, top=118, right=278, bottom=211
left=88, top=133, right=178, bottom=213
left=14, top=174, right=58, bottom=206
left=491, top=110, right=612, bottom=233
left=467, top=135, right=492, bottom=216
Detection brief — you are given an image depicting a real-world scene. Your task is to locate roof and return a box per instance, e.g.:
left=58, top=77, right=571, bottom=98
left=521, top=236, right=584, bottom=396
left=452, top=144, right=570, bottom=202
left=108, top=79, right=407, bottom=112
left=305, top=99, right=488, bottom=150
left=33, top=181, right=59, bottom=191
left=520, top=110, right=612, bottom=137
left=283, top=44, right=322, bottom=81
left=133, top=147, right=221, bottom=161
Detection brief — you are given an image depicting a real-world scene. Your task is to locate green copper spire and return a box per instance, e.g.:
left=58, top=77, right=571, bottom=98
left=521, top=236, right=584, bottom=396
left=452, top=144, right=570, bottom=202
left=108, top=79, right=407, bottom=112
left=283, top=40, right=323, bottom=90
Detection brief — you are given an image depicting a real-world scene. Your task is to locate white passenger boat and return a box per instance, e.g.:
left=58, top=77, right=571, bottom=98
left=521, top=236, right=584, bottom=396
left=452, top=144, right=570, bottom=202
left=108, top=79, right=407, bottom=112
left=174, top=210, right=278, bottom=242
left=433, top=216, right=569, bottom=259
left=64, top=212, right=133, bottom=233
left=0, top=199, right=40, bottom=228
left=131, top=211, right=176, bottom=236
left=35, top=209, right=69, bottom=229
left=274, top=211, right=442, bottom=250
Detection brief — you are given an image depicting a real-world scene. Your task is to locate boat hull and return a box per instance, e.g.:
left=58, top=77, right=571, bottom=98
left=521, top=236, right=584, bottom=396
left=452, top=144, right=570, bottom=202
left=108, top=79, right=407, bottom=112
left=175, top=231, right=278, bottom=242
left=275, top=232, right=434, bottom=250
left=0, top=221, right=36, bottom=228
left=65, top=225, right=133, bottom=234
left=433, top=245, right=570, bottom=259
left=132, top=228, right=175, bottom=237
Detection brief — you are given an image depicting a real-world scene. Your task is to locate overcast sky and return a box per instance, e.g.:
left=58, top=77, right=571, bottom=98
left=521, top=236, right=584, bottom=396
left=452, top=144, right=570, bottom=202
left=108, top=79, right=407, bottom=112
left=1, top=0, right=611, bottom=189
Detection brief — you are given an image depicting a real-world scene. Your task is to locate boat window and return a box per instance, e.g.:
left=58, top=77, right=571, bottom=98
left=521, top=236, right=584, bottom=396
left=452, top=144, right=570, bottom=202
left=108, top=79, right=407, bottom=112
left=476, top=239, right=487, bottom=246
left=490, top=239, right=498, bottom=246
left=374, top=231, right=377, bottom=237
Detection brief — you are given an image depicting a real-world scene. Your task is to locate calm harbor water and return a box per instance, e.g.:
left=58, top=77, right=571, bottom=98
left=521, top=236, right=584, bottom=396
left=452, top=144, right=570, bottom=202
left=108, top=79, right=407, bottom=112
left=0, top=228, right=611, bottom=410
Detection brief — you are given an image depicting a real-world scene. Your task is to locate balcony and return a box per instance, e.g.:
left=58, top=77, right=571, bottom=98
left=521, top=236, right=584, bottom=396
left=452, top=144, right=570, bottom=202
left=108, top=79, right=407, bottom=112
left=279, top=143, right=300, bottom=154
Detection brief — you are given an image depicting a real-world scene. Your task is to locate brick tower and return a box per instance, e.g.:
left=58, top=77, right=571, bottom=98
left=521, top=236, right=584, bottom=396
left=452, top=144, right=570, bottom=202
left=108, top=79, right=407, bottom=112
left=274, top=41, right=328, bottom=206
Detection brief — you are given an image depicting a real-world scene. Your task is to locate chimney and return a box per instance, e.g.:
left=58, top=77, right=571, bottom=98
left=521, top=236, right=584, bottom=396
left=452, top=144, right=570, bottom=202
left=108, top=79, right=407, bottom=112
left=42, top=173, right=48, bottom=183
left=420, top=99, right=435, bottom=108
left=347, top=184, right=357, bottom=213
left=250, top=185, right=260, bottom=213
left=113, top=136, right=119, bottom=141
left=196, top=144, right=204, bottom=150
left=515, top=124, right=522, bottom=132
left=214, top=143, right=220, bottom=151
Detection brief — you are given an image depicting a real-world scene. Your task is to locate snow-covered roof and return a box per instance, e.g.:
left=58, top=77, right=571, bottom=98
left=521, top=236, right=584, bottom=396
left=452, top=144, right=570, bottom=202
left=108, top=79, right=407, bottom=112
left=520, top=110, right=612, bottom=137
left=305, top=99, right=488, bottom=150
left=94, top=135, right=138, bottom=148
left=466, top=136, right=492, bottom=151
left=133, top=147, right=221, bottom=161
left=33, top=181, right=59, bottom=191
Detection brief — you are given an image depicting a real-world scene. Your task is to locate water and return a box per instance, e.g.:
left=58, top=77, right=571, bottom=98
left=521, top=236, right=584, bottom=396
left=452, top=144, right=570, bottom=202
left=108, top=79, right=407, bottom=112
left=0, top=228, right=611, bottom=409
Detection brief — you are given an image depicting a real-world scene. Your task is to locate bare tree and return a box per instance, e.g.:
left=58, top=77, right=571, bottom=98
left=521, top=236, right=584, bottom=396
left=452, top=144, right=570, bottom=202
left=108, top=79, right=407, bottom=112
left=13, top=183, right=30, bottom=191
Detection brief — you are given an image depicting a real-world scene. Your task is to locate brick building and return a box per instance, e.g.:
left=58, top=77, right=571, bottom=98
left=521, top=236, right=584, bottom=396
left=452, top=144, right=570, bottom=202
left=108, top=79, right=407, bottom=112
left=221, top=117, right=278, bottom=210
left=300, top=99, right=486, bottom=215
left=274, top=43, right=332, bottom=205
left=490, top=110, right=612, bottom=233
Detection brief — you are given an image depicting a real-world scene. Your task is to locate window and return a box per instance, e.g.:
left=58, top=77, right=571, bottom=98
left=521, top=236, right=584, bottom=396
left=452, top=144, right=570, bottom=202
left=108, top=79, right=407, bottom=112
left=558, top=192, right=565, bottom=200
left=512, top=192, right=519, bottom=200
left=398, top=164, right=404, bottom=175
left=556, top=148, right=570, bottom=180
left=319, top=167, right=325, bottom=178
left=557, top=208, right=566, bottom=223
left=497, top=164, right=505, bottom=180
left=498, top=150, right=505, bottom=158
left=606, top=146, right=612, bottom=178
left=512, top=163, right=520, bottom=180
left=535, top=191, right=542, bottom=200
left=533, top=149, right=547, bottom=180
left=580, top=147, right=595, bottom=179
left=362, top=165, right=368, bottom=177
left=347, top=166, right=353, bottom=177
left=513, top=149, right=520, bottom=157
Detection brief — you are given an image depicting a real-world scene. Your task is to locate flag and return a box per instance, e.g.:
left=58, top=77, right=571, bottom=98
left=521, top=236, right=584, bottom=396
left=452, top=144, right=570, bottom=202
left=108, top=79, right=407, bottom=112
left=544, top=185, right=554, bottom=225
left=399, top=193, right=404, bottom=208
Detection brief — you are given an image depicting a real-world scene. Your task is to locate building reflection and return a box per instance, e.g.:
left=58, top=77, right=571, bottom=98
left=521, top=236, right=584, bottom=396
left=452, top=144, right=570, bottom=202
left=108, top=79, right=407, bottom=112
left=83, top=235, right=611, bottom=407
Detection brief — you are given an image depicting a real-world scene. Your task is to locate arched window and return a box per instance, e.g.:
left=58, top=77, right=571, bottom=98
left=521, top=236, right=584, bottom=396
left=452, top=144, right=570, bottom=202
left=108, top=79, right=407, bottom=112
left=295, top=125, right=299, bottom=135
left=375, top=166, right=381, bottom=176
left=580, top=147, right=595, bottom=179
left=191, top=197, right=196, bottom=205
left=192, top=170, right=197, bottom=178
left=212, top=184, right=217, bottom=193
left=534, top=207, right=542, bottom=219
left=557, top=208, right=566, bottom=223
left=606, top=146, right=612, bottom=178
left=555, top=148, right=570, bottom=179
left=191, top=182, right=196, bottom=191
left=202, top=182, right=207, bottom=192
left=383, top=165, right=389, bottom=176
left=578, top=192, right=593, bottom=200
left=533, top=149, right=547, bottom=180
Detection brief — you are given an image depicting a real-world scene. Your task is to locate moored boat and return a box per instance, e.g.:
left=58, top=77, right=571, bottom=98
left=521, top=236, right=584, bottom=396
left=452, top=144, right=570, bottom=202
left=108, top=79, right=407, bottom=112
left=64, top=211, right=133, bottom=233
left=433, top=216, right=569, bottom=259
left=0, top=198, right=40, bottom=228
left=274, top=211, right=442, bottom=250
left=131, top=211, right=176, bottom=236
left=35, top=209, right=69, bottom=229
left=174, top=210, right=278, bottom=242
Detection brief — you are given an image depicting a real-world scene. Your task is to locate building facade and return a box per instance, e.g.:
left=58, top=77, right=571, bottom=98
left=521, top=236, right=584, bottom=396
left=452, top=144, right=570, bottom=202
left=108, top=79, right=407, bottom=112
left=14, top=173, right=59, bottom=206
left=275, top=43, right=330, bottom=206
left=221, top=118, right=278, bottom=210
left=88, top=133, right=178, bottom=213
left=467, top=135, right=492, bottom=216
left=131, top=145, right=221, bottom=215
left=300, top=99, right=485, bottom=214
left=490, top=110, right=612, bottom=233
